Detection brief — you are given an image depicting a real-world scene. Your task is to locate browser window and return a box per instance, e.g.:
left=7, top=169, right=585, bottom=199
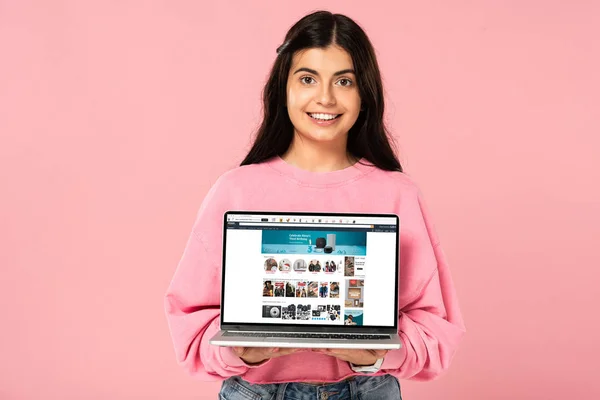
left=222, top=213, right=398, bottom=327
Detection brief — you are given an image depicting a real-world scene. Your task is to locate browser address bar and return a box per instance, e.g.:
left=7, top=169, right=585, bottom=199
left=238, top=222, right=372, bottom=228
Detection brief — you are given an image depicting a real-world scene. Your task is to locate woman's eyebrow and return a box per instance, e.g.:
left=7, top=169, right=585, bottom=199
left=292, top=67, right=356, bottom=76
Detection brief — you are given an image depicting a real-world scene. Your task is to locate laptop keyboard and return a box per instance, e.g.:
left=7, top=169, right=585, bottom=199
left=223, top=332, right=390, bottom=340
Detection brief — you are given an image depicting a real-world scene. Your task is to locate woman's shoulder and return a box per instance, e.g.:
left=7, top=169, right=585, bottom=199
left=369, top=164, right=422, bottom=193
left=211, top=161, right=271, bottom=189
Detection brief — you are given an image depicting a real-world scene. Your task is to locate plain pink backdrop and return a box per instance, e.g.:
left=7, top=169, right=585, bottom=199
left=1, top=1, right=599, bottom=399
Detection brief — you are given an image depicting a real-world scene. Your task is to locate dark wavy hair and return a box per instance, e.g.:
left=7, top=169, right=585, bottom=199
left=240, top=10, right=402, bottom=172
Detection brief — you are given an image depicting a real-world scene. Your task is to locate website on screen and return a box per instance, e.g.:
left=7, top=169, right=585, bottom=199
left=222, top=214, right=398, bottom=327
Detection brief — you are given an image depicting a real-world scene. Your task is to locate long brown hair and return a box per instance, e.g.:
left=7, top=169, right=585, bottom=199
left=241, top=10, right=402, bottom=172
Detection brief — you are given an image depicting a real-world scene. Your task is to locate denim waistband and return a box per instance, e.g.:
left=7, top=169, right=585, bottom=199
left=220, top=374, right=400, bottom=400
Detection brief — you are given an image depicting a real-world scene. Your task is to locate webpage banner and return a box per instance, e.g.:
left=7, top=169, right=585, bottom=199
left=261, top=230, right=366, bottom=256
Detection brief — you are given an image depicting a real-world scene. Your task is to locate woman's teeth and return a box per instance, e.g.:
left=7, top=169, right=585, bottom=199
left=308, top=113, right=340, bottom=121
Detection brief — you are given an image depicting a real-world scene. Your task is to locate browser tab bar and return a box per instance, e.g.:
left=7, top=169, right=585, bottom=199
left=227, top=213, right=396, bottom=226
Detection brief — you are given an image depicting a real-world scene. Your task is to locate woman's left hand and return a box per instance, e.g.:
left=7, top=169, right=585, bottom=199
left=314, top=348, right=387, bottom=366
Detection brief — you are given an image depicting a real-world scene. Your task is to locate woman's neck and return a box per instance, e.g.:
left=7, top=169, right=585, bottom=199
left=281, top=137, right=358, bottom=172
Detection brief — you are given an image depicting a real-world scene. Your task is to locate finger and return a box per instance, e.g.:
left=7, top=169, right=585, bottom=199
left=271, top=347, right=301, bottom=357
left=322, top=348, right=379, bottom=363
left=321, top=348, right=358, bottom=356
left=371, top=350, right=388, bottom=358
left=231, top=347, right=246, bottom=357
left=316, top=348, right=336, bottom=354
left=319, top=349, right=356, bottom=362
left=257, top=347, right=287, bottom=355
left=238, top=347, right=272, bottom=358
left=317, top=349, right=351, bottom=360
left=279, top=349, right=300, bottom=356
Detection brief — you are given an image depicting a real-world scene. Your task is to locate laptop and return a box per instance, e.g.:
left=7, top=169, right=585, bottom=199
left=209, top=211, right=402, bottom=349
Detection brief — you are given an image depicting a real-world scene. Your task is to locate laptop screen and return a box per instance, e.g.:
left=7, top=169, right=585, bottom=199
left=221, top=212, right=399, bottom=329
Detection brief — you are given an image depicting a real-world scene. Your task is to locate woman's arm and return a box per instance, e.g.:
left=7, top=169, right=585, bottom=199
left=164, top=221, right=255, bottom=379
left=380, top=191, right=466, bottom=380
left=164, top=177, right=266, bottom=379
left=381, top=248, right=465, bottom=381
left=325, top=190, right=466, bottom=380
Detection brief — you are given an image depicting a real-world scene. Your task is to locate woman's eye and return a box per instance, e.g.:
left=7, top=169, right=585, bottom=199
left=301, top=76, right=316, bottom=85
left=338, top=78, right=353, bottom=87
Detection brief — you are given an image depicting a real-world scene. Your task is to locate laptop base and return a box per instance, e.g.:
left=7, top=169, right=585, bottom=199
left=210, top=330, right=402, bottom=350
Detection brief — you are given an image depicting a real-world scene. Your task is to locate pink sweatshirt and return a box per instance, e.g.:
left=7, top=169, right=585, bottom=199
left=164, top=156, right=465, bottom=383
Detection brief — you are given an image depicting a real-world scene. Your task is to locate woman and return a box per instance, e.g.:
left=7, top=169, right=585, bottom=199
left=345, top=314, right=356, bottom=326
left=263, top=281, right=273, bottom=298
left=165, top=10, right=465, bottom=400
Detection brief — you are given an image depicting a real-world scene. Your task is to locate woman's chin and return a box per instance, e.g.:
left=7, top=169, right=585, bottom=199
left=296, top=128, right=346, bottom=143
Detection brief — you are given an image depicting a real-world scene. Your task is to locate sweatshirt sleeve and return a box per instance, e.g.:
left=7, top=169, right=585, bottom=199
left=380, top=190, right=466, bottom=381
left=164, top=177, right=263, bottom=380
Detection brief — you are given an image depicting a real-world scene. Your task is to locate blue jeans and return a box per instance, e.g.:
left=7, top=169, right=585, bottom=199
left=219, top=374, right=402, bottom=400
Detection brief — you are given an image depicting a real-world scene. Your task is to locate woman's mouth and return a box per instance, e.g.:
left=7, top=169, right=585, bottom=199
left=307, top=113, right=342, bottom=126
left=307, top=112, right=341, bottom=121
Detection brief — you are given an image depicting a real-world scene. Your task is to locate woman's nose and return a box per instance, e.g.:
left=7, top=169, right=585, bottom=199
left=316, top=86, right=336, bottom=106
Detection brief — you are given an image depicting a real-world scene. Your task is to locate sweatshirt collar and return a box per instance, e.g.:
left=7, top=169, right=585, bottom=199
left=264, top=156, right=374, bottom=187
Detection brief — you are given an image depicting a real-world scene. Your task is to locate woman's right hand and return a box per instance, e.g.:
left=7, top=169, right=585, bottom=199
left=231, top=347, right=300, bottom=365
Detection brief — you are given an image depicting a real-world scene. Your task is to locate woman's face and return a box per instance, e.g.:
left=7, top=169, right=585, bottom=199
left=286, top=45, right=361, bottom=145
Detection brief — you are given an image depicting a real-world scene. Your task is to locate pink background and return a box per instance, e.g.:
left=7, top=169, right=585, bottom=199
left=1, top=1, right=599, bottom=399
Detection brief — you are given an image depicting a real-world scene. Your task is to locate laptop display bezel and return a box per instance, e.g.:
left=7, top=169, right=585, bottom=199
left=219, top=210, right=400, bottom=335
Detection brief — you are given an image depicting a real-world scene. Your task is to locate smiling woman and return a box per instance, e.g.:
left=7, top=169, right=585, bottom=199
left=165, top=9, right=465, bottom=400
left=240, top=10, right=402, bottom=173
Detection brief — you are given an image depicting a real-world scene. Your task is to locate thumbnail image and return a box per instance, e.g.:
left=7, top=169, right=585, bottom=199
left=307, top=281, right=319, bottom=298
left=329, top=282, right=340, bottom=298
left=282, top=304, right=296, bottom=320
left=324, top=260, right=339, bottom=273
left=344, top=310, right=364, bottom=326
left=262, top=305, right=281, bottom=318
left=319, top=282, right=329, bottom=298
left=348, top=279, right=364, bottom=288
left=279, top=258, right=292, bottom=272
left=293, top=259, right=307, bottom=272
left=263, top=280, right=273, bottom=297
left=296, top=281, right=308, bottom=297
left=264, top=258, right=278, bottom=273
left=274, top=281, right=285, bottom=297
left=308, top=259, right=322, bottom=272
left=296, top=304, right=311, bottom=320
left=344, top=282, right=364, bottom=308
left=312, top=305, right=327, bottom=319
left=285, top=281, right=296, bottom=297
left=344, top=256, right=355, bottom=277
left=327, top=305, right=341, bottom=321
